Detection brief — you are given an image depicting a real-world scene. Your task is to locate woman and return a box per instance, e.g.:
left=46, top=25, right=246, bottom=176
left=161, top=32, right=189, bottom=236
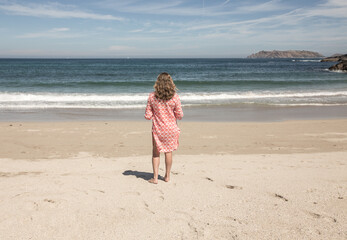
left=144, top=72, right=183, bottom=184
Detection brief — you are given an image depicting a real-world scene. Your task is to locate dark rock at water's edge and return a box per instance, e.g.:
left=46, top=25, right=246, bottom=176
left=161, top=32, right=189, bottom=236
left=247, top=50, right=324, bottom=58
left=328, top=61, right=347, bottom=72
left=321, top=54, right=347, bottom=62
left=322, top=54, right=347, bottom=72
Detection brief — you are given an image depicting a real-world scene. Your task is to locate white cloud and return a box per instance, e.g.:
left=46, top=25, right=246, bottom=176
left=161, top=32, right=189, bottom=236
left=0, top=2, right=123, bottom=20
left=98, top=0, right=288, bottom=17
left=321, top=0, right=347, bottom=7
left=5, top=49, right=43, bottom=55
left=2, top=0, right=347, bottom=57
left=97, top=27, right=113, bottom=31
left=186, top=12, right=296, bottom=31
left=17, top=28, right=83, bottom=39
left=301, top=0, right=347, bottom=18
left=187, top=0, right=347, bottom=32
left=101, top=1, right=183, bottom=14
left=129, top=29, right=144, bottom=33
left=235, top=0, right=287, bottom=13
left=51, top=28, right=70, bottom=32
left=148, top=29, right=171, bottom=33
left=109, top=45, right=136, bottom=51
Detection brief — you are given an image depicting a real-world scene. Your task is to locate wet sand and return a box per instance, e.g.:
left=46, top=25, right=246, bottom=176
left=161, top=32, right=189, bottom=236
left=0, top=119, right=347, bottom=159
left=1, top=105, right=347, bottom=122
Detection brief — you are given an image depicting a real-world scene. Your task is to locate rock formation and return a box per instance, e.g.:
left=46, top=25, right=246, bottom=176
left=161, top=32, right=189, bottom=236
left=328, top=61, right=347, bottom=71
left=321, top=54, right=347, bottom=62
left=247, top=50, right=323, bottom=58
left=322, top=54, right=347, bottom=72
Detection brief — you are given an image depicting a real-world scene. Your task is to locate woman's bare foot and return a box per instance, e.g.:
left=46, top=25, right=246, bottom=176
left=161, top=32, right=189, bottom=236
left=164, top=175, right=170, bottom=182
left=148, top=178, right=158, bottom=184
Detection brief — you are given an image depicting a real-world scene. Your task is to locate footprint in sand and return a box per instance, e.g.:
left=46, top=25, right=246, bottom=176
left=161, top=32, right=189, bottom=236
left=125, top=191, right=141, bottom=196
left=174, top=211, right=199, bottom=233
left=151, top=189, right=165, bottom=201
left=206, top=177, right=213, bottom=182
left=143, top=201, right=155, bottom=214
left=306, top=210, right=337, bottom=223
left=33, top=201, right=39, bottom=210
left=158, top=189, right=165, bottom=201
left=273, top=193, right=288, bottom=201
left=175, top=210, right=194, bottom=221
left=155, top=188, right=164, bottom=195
left=91, top=189, right=105, bottom=194
left=226, top=185, right=242, bottom=190
left=226, top=216, right=245, bottom=225
left=0, top=171, right=42, bottom=177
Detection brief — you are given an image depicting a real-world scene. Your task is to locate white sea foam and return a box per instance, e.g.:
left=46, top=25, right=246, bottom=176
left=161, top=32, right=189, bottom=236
left=272, top=103, right=347, bottom=107
left=0, top=91, right=346, bottom=109
left=179, top=91, right=347, bottom=102
left=1, top=91, right=347, bottom=102
left=0, top=92, right=149, bottom=102
left=295, top=60, right=321, bottom=62
left=323, top=68, right=347, bottom=73
left=329, top=70, right=347, bottom=73
left=0, top=104, right=145, bottom=110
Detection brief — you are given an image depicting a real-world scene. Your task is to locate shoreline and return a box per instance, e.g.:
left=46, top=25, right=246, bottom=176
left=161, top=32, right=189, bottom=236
left=1, top=105, right=347, bottom=122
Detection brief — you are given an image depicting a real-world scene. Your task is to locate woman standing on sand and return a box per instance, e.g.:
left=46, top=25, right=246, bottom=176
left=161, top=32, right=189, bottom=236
left=144, top=72, right=183, bottom=184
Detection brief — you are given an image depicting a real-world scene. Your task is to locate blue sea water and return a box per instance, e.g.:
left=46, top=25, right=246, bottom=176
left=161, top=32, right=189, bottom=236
left=0, top=58, right=346, bottom=110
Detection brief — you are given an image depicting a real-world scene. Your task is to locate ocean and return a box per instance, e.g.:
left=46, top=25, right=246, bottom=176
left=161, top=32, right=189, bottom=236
left=0, top=58, right=346, bottom=120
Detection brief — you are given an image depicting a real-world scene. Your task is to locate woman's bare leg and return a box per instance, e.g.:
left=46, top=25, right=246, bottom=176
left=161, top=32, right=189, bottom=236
left=149, top=134, right=160, bottom=184
left=164, top=152, right=172, bottom=182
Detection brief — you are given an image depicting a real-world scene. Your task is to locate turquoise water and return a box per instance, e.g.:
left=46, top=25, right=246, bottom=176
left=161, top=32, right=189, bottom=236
left=0, top=58, right=346, bottom=109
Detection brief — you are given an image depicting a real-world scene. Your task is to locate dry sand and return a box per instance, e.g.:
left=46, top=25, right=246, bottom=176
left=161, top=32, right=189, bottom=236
left=0, top=119, right=346, bottom=239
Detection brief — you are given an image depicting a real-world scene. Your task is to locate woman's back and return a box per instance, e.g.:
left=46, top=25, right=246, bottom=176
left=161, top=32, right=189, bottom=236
left=144, top=72, right=183, bottom=184
left=145, top=92, right=183, bottom=124
left=144, top=72, right=183, bottom=153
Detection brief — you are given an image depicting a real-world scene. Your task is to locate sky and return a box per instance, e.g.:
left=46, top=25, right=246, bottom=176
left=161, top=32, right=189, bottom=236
left=0, top=0, right=346, bottom=58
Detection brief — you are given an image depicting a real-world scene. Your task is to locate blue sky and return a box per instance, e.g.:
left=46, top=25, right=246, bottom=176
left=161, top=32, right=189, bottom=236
left=0, top=0, right=346, bottom=58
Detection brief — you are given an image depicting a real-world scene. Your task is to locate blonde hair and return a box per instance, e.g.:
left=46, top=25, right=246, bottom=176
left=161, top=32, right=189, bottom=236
left=154, top=72, right=176, bottom=100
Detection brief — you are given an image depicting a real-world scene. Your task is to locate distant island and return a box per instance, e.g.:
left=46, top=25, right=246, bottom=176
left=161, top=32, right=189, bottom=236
left=247, top=50, right=324, bottom=58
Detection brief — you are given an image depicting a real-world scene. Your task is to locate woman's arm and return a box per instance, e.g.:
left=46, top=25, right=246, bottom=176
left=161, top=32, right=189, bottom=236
left=174, top=94, right=183, bottom=120
left=144, top=94, right=153, bottom=120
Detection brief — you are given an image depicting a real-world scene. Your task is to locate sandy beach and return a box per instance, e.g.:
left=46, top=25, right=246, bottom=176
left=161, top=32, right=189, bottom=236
left=0, top=119, right=346, bottom=239
left=2, top=0, right=347, bottom=238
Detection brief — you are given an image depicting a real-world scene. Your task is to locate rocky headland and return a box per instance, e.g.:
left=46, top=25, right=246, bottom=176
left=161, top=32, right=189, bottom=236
left=321, top=54, right=347, bottom=72
left=247, top=50, right=323, bottom=58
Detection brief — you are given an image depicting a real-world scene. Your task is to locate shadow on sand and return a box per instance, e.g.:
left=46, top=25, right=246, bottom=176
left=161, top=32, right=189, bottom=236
left=122, top=170, right=163, bottom=181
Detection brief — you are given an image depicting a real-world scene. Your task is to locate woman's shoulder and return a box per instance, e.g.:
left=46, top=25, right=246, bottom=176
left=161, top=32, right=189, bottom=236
left=146, top=92, right=155, bottom=103
left=173, top=92, right=180, bottom=100
left=148, top=92, right=155, bottom=98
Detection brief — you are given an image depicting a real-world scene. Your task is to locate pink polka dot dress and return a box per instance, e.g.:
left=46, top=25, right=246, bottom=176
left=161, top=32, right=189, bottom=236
left=144, top=92, right=184, bottom=153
